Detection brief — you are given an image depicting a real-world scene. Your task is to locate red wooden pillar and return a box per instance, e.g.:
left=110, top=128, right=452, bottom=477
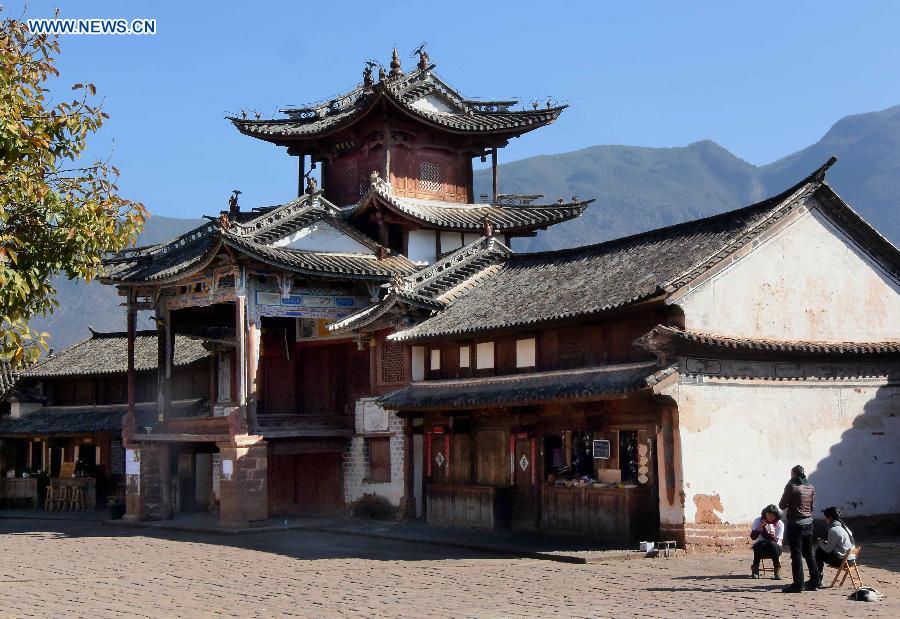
left=126, top=289, right=136, bottom=418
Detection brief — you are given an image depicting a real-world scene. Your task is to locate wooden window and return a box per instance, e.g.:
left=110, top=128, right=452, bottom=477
left=459, top=345, right=470, bottom=368
left=419, top=161, right=442, bottom=192
left=411, top=346, right=426, bottom=381
left=476, top=342, right=494, bottom=369
left=430, top=348, right=441, bottom=371
left=367, top=437, right=391, bottom=483
left=516, top=338, right=537, bottom=368
left=379, top=339, right=405, bottom=384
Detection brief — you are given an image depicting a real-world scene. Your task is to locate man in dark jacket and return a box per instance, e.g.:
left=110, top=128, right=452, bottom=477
left=779, top=464, right=819, bottom=592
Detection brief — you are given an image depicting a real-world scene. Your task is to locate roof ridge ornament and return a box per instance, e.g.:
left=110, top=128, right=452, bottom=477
left=363, top=61, right=377, bottom=89
left=389, top=47, right=403, bottom=78
left=413, top=43, right=430, bottom=71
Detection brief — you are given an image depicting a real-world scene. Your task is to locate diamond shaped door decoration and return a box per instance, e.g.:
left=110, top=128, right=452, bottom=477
left=434, top=452, right=445, bottom=467
left=519, top=454, right=529, bottom=471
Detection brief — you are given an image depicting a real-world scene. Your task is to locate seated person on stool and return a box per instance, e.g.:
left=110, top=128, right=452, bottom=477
left=815, top=506, right=854, bottom=587
left=750, top=504, right=784, bottom=579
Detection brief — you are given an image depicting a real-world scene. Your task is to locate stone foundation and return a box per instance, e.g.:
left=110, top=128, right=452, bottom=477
left=662, top=522, right=751, bottom=553
left=124, top=443, right=172, bottom=521
left=217, top=441, right=268, bottom=527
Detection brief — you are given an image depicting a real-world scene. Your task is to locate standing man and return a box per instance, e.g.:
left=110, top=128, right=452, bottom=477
left=779, top=464, right=819, bottom=592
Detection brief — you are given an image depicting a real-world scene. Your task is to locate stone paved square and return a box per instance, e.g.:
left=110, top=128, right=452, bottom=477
left=0, top=519, right=897, bottom=618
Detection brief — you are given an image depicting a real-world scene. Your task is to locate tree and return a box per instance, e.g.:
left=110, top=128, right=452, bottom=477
left=0, top=10, right=145, bottom=368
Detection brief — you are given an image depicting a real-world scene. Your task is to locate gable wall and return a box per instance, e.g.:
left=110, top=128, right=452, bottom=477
left=667, top=375, right=900, bottom=526
left=677, top=205, right=900, bottom=341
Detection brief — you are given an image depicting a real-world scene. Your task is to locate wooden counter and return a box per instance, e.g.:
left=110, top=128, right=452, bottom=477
left=426, top=484, right=513, bottom=529
left=541, top=485, right=650, bottom=539
left=0, top=478, right=38, bottom=508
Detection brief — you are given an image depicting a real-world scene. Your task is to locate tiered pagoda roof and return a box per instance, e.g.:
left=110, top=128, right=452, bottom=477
left=352, top=176, right=592, bottom=233
left=230, top=60, right=566, bottom=146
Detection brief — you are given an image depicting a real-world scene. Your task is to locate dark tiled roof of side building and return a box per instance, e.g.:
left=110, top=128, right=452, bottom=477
left=22, top=330, right=208, bottom=378
left=390, top=159, right=900, bottom=343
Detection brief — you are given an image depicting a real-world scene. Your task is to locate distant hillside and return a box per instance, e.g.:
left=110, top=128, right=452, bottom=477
left=30, top=215, right=203, bottom=352
left=35, top=104, right=900, bottom=351
left=475, top=104, right=900, bottom=251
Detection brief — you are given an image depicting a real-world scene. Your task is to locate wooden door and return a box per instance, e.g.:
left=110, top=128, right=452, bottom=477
left=268, top=452, right=344, bottom=515
left=512, top=437, right=538, bottom=530
left=261, top=328, right=295, bottom=414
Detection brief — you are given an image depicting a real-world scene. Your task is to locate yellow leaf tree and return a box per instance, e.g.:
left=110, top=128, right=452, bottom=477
left=0, top=10, right=146, bottom=367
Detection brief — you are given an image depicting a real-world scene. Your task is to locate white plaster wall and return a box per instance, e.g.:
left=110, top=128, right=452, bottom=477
left=670, top=379, right=900, bottom=524
left=343, top=398, right=406, bottom=507
left=273, top=222, right=373, bottom=254
left=678, top=209, right=900, bottom=341
left=408, top=230, right=437, bottom=264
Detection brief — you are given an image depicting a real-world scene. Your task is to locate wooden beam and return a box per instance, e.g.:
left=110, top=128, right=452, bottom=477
left=491, top=148, right=498, bottom=203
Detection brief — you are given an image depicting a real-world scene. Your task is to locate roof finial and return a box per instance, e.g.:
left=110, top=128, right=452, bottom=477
left=228, top=189, right=242, bottom=216
left=378, top=65, right=386, bottom=81
left=389, top=47, right=403, bottom=78
left=363, top=61, right=377, bottom=88
left=413, top=43, right=430, bottom=71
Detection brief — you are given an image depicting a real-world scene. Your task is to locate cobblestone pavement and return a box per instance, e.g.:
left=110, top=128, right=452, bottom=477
left=0, top=519, right=897, bottom=618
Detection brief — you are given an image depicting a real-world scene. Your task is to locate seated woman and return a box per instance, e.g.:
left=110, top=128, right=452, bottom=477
left=750, top=504, right=785, bottom=579
left=815, top=506, right=855, bottom=587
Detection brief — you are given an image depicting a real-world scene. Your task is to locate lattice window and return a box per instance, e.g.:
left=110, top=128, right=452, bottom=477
left=380, top=339, right=405, bottom=384
left=419, top=161, right=442, bottom=192
left=341, top=163, right=358, bottom=202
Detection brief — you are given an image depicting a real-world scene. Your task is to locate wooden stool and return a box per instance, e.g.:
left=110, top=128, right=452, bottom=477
left=73, top=486, right=86, bottom=512
left=759, top=558, right=775, bottom=576
left=44, top=486, right=56, bottom=511
left=829, top=546, right=863, bottom=589
left=57, top=486, right=71, bottom=511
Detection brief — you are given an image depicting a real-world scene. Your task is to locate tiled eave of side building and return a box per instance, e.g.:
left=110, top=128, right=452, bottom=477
left=228, top=67, right=566, bottom=146
left=387, top=158, right=900, bottom=344
left=378, top=361, right=665, bottom=412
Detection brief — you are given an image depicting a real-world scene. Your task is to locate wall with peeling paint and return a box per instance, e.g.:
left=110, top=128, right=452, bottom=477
left=676, top=206, right=900, bottom=341
left=669, top=377, right=900, bottom=524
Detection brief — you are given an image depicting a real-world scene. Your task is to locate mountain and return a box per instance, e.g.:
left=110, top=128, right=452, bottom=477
left=33, top=105, right=900, bottom=351
left=30, top=215, right=203, bottom=352
left=475, top=104, right=900, bottom=251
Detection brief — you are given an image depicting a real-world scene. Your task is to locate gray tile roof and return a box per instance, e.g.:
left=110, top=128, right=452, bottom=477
left=390, top=159, right=899, bottom=343
left=353, top=177, right=591, bottom=232
left=329, top=236, right=509, bottom=334
left=23, top=330, right=208, bottom=378
left=0, top=401, right=201, bottom=435
left=229, top=68, right=564, bottom=143
left=638, top=325, right=900, bottom=358
left=378, top=362, right=658, bottom=411
left=101, top=194, right=416, bottom=284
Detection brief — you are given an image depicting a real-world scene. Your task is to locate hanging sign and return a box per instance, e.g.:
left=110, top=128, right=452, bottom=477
left=592, top=439, right=611, bottom=459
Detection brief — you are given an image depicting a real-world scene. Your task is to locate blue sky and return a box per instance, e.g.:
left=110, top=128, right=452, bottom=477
left=9, top=1, right=900, bottom=219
